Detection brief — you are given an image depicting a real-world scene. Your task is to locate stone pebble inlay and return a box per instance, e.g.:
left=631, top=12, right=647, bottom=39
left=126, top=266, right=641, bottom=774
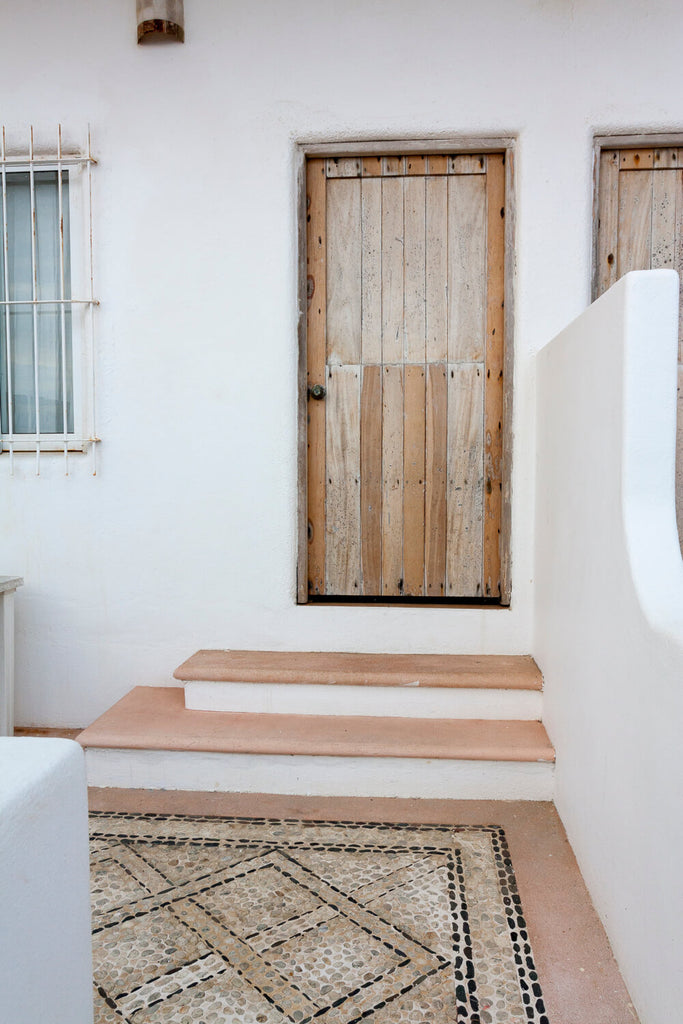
left=90, top=812, right=549, bottom=1024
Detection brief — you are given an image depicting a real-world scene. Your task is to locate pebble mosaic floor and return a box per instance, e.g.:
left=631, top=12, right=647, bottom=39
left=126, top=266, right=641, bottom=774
left=90, top=813, right=549, bottom=1024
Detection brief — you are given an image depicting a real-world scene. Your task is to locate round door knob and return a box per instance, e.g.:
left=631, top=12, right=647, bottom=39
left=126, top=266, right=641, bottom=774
left=308, top=384, right=326, bottom=400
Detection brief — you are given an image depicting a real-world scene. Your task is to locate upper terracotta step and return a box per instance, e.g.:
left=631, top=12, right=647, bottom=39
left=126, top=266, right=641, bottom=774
left=174, top=651, right=543, bottom=690
left=77, top=687, right=554, bottom=762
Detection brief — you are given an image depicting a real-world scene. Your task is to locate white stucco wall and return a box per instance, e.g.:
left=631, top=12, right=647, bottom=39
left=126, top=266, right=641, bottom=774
left=2, top=0, right=683, bottom=725
left=0, top=739, right=93, bottom=1023
left=535, top=271, right=683, bottom=1024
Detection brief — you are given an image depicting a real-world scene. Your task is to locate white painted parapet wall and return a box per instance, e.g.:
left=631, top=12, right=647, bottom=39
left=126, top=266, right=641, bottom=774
left=0, top=739, right=93, bottom=1024
left=0, top=576, right=23, bottom=736
left=535, top=270, right=683, bottom=1024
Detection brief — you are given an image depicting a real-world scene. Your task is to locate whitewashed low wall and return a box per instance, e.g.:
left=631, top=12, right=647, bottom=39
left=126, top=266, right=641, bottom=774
left=535, top=270, right=683, bottom=1024
left=0, top=739, right=93, bottom=1024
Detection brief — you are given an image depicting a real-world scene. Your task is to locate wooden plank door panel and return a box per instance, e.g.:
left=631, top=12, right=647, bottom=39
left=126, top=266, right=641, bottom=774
left=381, top=177, right=404, bottom=364
left=360, top=178, right=382, bottom=364
left=325, top=363, right=361, bottom=595
left=305, top=152, right=507, bottom=601
left=403, top=364, right=427, bottom=596
left=446, top=362, right=484, bottom=597
left=448, top=174, right=487, bottom=362
left=617, top=169, right=653, bottom=277
left=381, top=363, right=404, bottom=596
left=404, top=176, right=427, bottom=363
left=425, top=175, right=448, bottom=363
left=360, top=365, right=382, bottom=595
left=326, top=178, right=361, bottom=365
left=425, top=362, right=448, bottom=597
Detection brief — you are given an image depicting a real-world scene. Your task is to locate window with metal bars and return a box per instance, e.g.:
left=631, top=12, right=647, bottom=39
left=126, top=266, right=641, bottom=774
left=0, top=127, right=97, bottom=472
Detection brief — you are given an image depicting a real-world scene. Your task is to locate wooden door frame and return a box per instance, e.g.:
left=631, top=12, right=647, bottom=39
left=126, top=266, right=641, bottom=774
left=591, top=132, right=683, bottom=301
left=296, top=137, right=517, bottom=606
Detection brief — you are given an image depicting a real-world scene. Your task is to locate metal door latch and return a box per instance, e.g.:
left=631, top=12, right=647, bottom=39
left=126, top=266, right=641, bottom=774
left=308, top=384, right=326, bottom=400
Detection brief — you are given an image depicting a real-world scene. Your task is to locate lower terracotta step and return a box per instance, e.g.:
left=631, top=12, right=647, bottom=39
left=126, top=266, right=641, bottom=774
left=77, top=687, right=555, bottom=800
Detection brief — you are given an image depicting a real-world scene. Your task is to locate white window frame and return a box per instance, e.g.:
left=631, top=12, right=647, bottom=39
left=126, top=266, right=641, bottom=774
left=0, top=126, right=98, bottom=474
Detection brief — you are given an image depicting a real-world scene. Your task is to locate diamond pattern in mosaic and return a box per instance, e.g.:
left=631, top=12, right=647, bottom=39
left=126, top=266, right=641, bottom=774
left=360, top=860, right=454, bottom=958
left=130, top=841, right=261, bottom=887
left=89, top=813, right=550, bottom=1024
left=260, top=912, right=405, bottom=1002
left=360, top=967, right=462, bottom=1023
left=90, top=856, right=151, bottom=914
left=122, top=966, right=285, bottom=1024
left=194, top=862, right=323, bottom=937
left=292, top=848, right=423, bottom=893
left=92, top=906, right=207, bottom=997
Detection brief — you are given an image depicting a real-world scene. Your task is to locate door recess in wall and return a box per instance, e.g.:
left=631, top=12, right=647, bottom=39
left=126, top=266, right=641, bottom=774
left=593, top=139, right=683, bottom=548
left=301, top=150, right=510, bottom=605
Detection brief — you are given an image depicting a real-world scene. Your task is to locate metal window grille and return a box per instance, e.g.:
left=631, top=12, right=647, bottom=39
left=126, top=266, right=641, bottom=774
left=0, top=125, right=98, bottom=475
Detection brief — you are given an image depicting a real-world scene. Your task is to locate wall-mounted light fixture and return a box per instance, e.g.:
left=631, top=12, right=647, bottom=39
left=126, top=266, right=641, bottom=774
left=137, top=0, right=184, bottom=43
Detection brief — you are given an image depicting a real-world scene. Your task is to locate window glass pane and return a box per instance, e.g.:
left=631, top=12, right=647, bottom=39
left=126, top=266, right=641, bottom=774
left=0, top=170, right=73, bottom=434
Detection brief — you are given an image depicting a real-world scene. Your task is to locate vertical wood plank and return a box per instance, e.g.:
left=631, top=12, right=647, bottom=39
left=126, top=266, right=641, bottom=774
left=381, top=177, right=404, bottom=363
left=446, top=362, right=484, bottom=597
left=448, top=174, right=487, bottom=361
left=425, top=176, right=448, bottom=362
left=652, top=168, right=677, bottom=270
left=360, top=364, right=382, bottom=595
left=325, top=364, right=361, bottom=595
left=403, top=365, right=426, bottom=596
left=404, top=176, right=426, bottom=362
left=381, top=364, right=404, bottom=595
left=618, top=169, right=653, bottom=277
left=327, top=178, right=362, bottom=365
left=425, top=362, right=448, bottom=598
left=306, top=159, right=327, bottom=595
left=484, top=153, right=505, bottom=598
left=361, top=178, right=382, bottom=364
left=596, top=150, right=619, bottom=296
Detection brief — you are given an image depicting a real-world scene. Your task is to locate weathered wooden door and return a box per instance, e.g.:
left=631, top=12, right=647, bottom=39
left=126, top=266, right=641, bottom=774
left=304, top=152, right=508, bottom=602
left=594, top=145, right=683, bottom=542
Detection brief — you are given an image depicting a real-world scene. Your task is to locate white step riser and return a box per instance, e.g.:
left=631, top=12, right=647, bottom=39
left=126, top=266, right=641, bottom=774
left=84, top=748, right=555, bottom=800
left=184, top=681, right=543, bottom=721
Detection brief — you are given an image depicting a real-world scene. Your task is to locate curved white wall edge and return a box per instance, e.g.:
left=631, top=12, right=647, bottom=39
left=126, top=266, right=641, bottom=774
left=621, top=270, right=683, bottom=641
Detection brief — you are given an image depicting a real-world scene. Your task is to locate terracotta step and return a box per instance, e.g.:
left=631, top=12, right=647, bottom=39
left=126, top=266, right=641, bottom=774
left=174, top=651, right=543, bottom=689
left=78, top=687, right=554, bottom=799
left=176, top=651, right=544, bottom=720
left=78, top=687, right=554, bottom=761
